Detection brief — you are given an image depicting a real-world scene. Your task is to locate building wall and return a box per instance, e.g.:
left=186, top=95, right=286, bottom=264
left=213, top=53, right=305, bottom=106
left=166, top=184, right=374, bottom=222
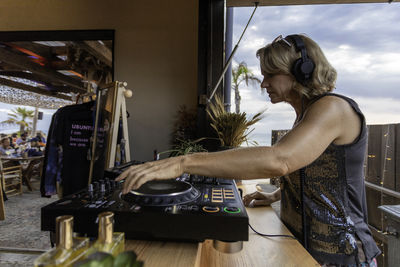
left=0, top=0, right=199, bottom=161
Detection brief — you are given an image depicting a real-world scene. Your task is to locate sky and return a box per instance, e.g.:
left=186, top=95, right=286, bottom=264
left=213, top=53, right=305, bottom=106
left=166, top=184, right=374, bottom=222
left=232, top=2, right=400, bottom=146
left=0, top=102, right=56, bottom=135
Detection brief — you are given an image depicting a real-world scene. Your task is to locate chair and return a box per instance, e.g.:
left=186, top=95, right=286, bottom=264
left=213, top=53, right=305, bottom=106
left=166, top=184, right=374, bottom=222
left=22, top=158, right=44, bottom=190
left=0, top=159, right=23, bottom=197
left=0, top=181, right=5, bottom=220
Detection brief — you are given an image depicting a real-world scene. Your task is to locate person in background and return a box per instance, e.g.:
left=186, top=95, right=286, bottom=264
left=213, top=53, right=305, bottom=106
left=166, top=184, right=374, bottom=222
left=8, top=136, right=15, bottom=149
left=0, top=136, right=11, bottom=155
left=36, top=132, right=46, bottom=147
left=16, top=132, right=28, bottom=146
left=116, top=34, right=380, bottom=266
left=0, top=135, right=11, bottom=201
left=11, top=133, right=18, bottom=147
left=25, top=137, right=44, bottom=157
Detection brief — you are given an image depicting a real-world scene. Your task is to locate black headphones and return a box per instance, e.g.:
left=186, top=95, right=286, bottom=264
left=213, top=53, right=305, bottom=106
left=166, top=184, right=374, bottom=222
left=285, top=35, right=315, bottom=86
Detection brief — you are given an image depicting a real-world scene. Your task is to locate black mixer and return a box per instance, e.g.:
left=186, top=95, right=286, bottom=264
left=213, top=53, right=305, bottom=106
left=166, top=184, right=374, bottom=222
left=41, top=174, right=249, bottom=242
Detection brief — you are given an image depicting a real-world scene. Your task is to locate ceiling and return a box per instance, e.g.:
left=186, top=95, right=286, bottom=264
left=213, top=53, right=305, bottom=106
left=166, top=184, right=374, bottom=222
left=227, top=0, right=395, bottom=7
left=0, top=37, right=112, bottom=108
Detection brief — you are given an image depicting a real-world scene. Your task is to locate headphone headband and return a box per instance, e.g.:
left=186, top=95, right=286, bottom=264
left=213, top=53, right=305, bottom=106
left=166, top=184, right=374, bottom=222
left=285, top=34, right=315, bottom=85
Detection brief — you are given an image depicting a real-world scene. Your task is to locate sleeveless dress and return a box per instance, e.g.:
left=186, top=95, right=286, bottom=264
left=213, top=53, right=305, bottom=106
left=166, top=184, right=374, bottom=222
left=279, top=93, right=381, bottom=265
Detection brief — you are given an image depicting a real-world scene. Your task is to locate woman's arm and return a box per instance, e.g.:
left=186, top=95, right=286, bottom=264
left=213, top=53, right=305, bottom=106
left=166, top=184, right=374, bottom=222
left=182, top=96, right=355, bottom=178
left=118, top=96, right=360, bottom=193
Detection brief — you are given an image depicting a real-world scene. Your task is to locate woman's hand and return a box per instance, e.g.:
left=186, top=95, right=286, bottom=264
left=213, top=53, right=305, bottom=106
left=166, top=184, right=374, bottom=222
left=115, top=156, right=185, bottom=194
left=242, top=189, right=281, bottom=207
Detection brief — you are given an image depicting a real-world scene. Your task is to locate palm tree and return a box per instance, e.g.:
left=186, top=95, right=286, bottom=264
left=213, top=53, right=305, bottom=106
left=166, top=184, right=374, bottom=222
left=1, top=107, right=34, bottom=133
left=231, top=61, right=262, bottom=114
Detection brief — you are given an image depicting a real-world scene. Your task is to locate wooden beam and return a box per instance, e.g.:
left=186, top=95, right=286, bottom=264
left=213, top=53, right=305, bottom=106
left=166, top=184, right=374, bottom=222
left=0, top=77, right=71, bottom=100
left=77, top=41, right=112, bottom=67
left=7, top=42, right=55, bottom=60
left=0, top=71, right=79, bottom=93
left=51, top=46, right=68, bottom=56
left=0, top=70, right=52, bottom=84
left=50, top=60, right=105, bottom=72
left=0, top=47, right=85, bottom=92
left=227, top=0, right=393, bottom=7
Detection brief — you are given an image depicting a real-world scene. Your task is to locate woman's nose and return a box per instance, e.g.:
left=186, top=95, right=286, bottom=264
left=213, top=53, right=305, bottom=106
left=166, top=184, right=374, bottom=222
left=261, top=79, right=269, bottom=88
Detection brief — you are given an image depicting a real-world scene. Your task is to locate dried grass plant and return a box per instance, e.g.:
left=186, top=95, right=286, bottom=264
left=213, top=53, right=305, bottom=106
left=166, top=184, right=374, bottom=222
left=207, top=95, right=265, bottom=147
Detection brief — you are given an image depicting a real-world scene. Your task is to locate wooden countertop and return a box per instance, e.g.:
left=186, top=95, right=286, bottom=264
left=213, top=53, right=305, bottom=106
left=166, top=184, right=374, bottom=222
left=125, top=181, right=319, bottom=267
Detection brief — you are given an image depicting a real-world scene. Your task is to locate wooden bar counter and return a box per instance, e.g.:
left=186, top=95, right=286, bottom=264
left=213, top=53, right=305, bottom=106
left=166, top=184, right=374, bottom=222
left=125, top=181, right=319, bottom=267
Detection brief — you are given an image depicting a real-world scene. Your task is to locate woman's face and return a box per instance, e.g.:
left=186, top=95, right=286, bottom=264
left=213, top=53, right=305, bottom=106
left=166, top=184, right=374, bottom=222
left=260, top=69, right=295, bottom=104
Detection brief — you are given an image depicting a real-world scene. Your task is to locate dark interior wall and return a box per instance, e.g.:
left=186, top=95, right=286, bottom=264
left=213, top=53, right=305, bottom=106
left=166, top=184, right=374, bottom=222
left=197, top=0, right=225, bottom=150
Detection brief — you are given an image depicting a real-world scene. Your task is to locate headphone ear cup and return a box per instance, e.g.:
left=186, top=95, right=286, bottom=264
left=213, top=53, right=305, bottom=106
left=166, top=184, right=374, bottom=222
left=291, top=58, right=305, bottom=83
left=291, top=58, right=315, bottom=85
left=300, top=59, right=315, bottom=79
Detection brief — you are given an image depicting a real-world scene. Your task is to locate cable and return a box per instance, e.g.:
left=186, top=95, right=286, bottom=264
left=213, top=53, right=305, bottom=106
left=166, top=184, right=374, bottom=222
left=248, top=223, right=298, bottom=240
left=207, top=2, right=259, bottom=103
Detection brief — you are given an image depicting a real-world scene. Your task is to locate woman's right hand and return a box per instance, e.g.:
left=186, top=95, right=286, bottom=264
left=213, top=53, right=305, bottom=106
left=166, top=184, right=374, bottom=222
left=242, top=189, right=280, bottom=207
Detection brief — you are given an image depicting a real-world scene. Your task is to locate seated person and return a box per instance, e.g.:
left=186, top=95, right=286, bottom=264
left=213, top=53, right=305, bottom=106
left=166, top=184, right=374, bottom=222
left=0, top=136, right=11, bottom=155
left=9, top=133, right=18, bottom=148
left=16, top=132, right=28, bottom=146
left=36, top=132, right=46, bottom=147
left=25, top=138, right=43, bottom=157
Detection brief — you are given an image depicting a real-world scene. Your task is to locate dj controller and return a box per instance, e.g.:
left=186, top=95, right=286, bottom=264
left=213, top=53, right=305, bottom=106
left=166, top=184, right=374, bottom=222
left=41, top=165, right=249, bottom=242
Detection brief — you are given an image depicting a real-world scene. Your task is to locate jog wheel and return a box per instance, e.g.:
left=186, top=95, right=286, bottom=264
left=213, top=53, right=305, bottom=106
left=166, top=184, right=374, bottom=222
left=120, top=179, right=200, bottom=206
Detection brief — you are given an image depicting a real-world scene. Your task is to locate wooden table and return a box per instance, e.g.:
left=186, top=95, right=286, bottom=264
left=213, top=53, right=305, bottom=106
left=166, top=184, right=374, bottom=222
left=0, top=155, right=44, bottom=191
left=125, top=182, right=319, bottom=267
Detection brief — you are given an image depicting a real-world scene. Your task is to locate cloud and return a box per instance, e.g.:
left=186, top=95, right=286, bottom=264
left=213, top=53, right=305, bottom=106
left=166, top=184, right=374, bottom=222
left=354, top=96, right=400, bottom=124
left=232, top=3, right=400, bottom=146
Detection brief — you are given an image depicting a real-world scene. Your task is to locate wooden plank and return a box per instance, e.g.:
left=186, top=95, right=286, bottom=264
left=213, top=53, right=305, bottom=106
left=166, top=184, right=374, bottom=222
left=125, top=240, right=198, bottom=267
left=382, top=193, right=400, bottom=232
left=197, top=183, right=319, bottom=267
left=366, top=186, right=400, bottom=231
left=0, top=71, right=76, bottom=93
left=396, top=124, right=400, bottom=193
left=0, top=77, right=71, bottom=100
left=271, top=129, right=289, bottom=145
left=364, top=133, right=368, bottom=179
left=366, top=124, right=397, bottom=189
left=366, top=125, right=383, bottom=185
left=227, top=0, right=391, bottom=7
left=6, top=41, right=55, bottom=60
left=0, top=178, right=5, bottom=220
left=51, top=46, right=67, bottom=56
left=78, top=41, right=112, bottom=67
left=366, top=187, right=382, bottom=230
left=0, top=47, right=85, bottom=91
left=382, top=125, right=396, bottom=190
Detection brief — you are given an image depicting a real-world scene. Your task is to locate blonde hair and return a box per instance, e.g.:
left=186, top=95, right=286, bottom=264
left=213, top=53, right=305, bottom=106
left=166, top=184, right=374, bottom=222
left=256, top=34, right=337, bottom=99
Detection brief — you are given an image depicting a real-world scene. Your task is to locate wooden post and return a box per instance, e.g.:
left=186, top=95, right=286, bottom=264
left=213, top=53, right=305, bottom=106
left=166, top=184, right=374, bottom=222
left=105, top=81, right=132, bottom=169
left=0, top=177, right=5, bottom=220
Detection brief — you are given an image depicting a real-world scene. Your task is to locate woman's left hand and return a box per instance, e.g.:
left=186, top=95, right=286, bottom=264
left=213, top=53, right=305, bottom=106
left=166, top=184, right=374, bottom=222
left=115, top=156, right=185, bottom=194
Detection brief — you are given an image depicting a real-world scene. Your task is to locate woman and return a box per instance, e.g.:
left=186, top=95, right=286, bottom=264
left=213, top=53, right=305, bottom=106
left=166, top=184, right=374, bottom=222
left=0, top=136, right=11, bottom=155
left=117, top=34, right=380, bottom=266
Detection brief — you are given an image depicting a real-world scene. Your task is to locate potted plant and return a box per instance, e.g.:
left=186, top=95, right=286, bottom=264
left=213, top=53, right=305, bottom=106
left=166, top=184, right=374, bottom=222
left=207, top=95, right=265, bottom=184
left=207, top=95, right=265, bottom=148
left=159, top=138, right=207, bottom=158
left=158, top=105, right=207, bottom=159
